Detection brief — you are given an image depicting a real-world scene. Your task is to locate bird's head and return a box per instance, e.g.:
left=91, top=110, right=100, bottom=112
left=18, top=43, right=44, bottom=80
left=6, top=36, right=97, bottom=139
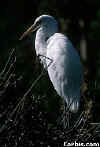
left=19, top=15, right=58, bottom=40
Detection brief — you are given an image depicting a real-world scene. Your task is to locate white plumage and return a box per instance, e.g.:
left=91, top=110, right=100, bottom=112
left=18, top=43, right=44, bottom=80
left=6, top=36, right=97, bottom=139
left=20, top=15, right=82, bottom=113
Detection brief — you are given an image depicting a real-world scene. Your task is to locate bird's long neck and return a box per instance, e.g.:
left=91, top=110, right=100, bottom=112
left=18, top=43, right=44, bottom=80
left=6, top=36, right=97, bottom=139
left=35, top=28, right=48, bottom=57
left=35, top=26, right=58, bottom=57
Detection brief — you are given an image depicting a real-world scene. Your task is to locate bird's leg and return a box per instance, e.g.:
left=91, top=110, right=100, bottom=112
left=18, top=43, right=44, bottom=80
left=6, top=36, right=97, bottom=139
left=63, top=101, right=67, bottom=128
left=57, top=100, right=71, bottom=129
left=62, top=101, right=71, bottom=129
left=61, top=98, right=77, bottom=129
left=56, top=100, right=65, bottom=127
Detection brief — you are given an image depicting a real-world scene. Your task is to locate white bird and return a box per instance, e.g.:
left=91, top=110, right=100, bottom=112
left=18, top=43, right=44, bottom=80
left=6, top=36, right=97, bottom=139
left=20, top=15, right=82, bottom=113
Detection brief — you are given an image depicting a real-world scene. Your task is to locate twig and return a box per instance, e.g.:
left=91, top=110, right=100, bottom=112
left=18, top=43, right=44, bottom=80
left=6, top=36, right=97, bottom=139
left=0, top=48, right=15, bottom=77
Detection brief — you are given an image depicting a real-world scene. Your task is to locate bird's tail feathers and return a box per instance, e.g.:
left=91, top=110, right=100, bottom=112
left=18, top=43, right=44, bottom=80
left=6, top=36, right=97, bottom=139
left=65, top=96, right=80, bottom=113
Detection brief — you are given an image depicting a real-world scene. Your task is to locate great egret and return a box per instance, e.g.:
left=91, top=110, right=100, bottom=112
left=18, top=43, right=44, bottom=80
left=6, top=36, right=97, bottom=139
left=20, top=15, right=82, bottom=114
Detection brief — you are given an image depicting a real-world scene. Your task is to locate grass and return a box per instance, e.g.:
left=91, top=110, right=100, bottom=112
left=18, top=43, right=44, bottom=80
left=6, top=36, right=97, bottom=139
left=0, top=48, right=100, bottom=146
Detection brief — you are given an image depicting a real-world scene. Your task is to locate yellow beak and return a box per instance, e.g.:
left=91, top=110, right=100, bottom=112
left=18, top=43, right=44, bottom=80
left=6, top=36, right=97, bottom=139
left=19, top=23, right=39, bottom=40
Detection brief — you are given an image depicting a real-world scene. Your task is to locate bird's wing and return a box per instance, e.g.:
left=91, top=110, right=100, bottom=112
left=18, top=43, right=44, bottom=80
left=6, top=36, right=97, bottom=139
left=47, top=33, right=82, bottom=112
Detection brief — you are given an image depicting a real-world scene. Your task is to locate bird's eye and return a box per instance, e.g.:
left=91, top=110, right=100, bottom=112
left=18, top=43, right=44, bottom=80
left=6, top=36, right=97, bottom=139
left=36, top=20, right=41, bottom=26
